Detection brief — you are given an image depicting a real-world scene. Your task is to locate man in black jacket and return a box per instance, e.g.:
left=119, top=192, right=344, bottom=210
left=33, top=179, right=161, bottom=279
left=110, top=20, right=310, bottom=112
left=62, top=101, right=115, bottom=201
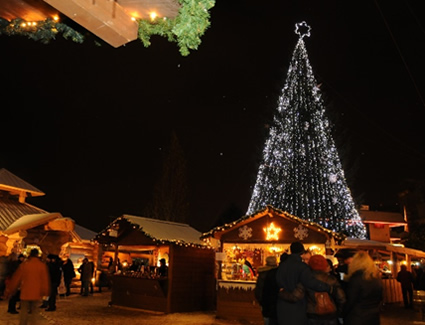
left=255, top=256, right=279, bottom=325
left=46, top=254, right=62, bottom=311
left=397, top=264, right=414, bottom=308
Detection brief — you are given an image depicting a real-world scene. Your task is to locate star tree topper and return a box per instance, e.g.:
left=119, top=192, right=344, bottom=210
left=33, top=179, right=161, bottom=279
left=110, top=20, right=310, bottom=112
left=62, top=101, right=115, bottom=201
left=295, top=21, right=311, bottom=39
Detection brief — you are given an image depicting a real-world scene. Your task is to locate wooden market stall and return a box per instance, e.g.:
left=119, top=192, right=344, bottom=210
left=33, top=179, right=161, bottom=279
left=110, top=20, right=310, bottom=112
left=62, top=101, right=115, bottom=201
left=335, top=237, right=425, bottom=304
left=201, top=205, right=345, bottom=324
left=95, top=215, right=216, bottom=313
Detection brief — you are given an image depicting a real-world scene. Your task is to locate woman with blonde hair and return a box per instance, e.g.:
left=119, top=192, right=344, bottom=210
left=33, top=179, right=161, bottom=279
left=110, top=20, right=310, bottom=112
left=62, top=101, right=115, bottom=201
left=342, top=250, right=383, bottom=325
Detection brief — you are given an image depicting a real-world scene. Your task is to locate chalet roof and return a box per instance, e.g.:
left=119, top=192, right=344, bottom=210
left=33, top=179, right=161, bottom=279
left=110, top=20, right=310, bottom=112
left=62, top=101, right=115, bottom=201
left=0, top=168, right=45, bottom=197
left=3, top=212, right=62, bottom=235
left=201, top=205, right=346, bottom=242
left=74, top=223, right=97, bottom=241
left=98, top=215, right=207, bottom=247
left=0, top=198, right=47, bottom=231
left=337, top=237, right=425, bottom=259
left=359, top=210, right=406, bottom=227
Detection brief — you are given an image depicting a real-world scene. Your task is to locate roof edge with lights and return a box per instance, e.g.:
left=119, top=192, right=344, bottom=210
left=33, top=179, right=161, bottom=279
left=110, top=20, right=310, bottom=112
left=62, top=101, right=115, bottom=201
left=201, top=205, right=346, bottom=242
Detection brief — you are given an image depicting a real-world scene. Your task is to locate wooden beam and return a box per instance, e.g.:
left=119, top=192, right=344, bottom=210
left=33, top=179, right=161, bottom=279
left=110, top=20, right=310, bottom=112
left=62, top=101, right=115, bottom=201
left=43, top=0, right=138, bottom=47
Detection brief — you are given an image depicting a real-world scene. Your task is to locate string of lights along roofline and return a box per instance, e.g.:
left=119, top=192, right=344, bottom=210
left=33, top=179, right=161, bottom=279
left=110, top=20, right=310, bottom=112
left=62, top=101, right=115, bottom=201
left=246, top=22, right=367, bottom=239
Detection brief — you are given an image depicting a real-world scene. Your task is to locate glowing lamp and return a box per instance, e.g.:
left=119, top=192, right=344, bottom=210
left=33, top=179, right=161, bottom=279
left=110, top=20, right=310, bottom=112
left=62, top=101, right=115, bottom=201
left=149, top=12, right=157, bottom=20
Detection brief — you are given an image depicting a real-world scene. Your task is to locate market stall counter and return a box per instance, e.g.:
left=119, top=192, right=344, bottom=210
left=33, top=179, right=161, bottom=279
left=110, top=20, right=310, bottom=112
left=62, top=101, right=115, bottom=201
left=111, top=275, right=168, bottom=312
left=96, top=215, right=216, bottom=314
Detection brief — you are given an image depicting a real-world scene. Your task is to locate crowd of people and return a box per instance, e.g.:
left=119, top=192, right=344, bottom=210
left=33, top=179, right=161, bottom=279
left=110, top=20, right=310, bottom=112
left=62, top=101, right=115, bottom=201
left=255, top=242, right=384, bottom=325
left=0, top=249, right=100, bottom=325
left=0, top=244, right=418, bottom=325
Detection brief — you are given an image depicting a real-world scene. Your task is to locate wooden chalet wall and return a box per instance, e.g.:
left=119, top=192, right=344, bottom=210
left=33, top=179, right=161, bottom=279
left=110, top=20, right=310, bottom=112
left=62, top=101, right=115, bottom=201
left=24, top=225, right=73, bottom=255
left=168, top=244, right=216, bottom=312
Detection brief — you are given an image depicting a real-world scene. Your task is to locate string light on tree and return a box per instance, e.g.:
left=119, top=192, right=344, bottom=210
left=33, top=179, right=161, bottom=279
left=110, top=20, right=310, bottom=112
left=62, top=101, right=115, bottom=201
left=247, top=22, right=366, bottom=239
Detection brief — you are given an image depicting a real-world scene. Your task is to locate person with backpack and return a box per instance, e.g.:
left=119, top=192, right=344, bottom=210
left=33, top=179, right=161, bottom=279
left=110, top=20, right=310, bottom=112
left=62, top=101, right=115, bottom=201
left=306, top=254, right=346, bottom=325
left=276, top=242, right=333, bottom=325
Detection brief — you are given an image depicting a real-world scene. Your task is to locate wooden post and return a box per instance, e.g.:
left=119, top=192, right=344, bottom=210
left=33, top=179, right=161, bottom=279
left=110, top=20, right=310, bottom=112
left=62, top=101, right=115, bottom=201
left=113, top=243, right=119, bottom=272
left=406, top=254, right=412, bottom=271
left=43, top=0, right=138, bottom=47
left=391, top=252, right=398, bottom=277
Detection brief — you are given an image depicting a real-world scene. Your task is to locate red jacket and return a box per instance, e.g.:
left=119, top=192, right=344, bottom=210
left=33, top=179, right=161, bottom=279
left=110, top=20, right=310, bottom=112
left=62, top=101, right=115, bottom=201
left=6, top=256, right=50, bottom=300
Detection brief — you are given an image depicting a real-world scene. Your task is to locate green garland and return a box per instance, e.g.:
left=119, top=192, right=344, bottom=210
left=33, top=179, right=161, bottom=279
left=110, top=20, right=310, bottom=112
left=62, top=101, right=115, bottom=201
left=137, top=0, right=215, bottom=56
left=0, top=0, right=215, bottom=56
left=0, top=17, right=84, bottom=44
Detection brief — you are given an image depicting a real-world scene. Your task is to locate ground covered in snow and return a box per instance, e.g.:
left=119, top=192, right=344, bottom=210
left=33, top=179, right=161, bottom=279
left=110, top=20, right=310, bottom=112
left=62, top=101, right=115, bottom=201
left=0, top=289, right=422, bottom=325
left=0, top=290, right=246, bottom=325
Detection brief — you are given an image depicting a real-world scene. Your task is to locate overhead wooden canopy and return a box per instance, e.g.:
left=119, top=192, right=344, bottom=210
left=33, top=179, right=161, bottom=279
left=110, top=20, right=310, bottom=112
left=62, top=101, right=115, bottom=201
left=116, top=0, right=180, bottom=19
left=0, top=0, right=181, bottom=47
left=0, top=0, right=58, bottom=21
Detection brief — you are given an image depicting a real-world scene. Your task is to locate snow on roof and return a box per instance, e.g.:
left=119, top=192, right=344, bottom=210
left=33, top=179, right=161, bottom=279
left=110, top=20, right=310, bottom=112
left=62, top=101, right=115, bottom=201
left=122, top=215, right=205, bottom=246
left=3, top=212, right=62, bottom=235
left=74, top=223, right=97, bottom=241
left=339, top=237, right=425, bottom=259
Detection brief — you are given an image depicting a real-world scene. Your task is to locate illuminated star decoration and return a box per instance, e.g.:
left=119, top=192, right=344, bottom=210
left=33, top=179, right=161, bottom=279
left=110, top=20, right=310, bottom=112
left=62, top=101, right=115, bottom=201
left=295, top=21, right=311, bottom=39
left=264, top=222, right=282, bottom=241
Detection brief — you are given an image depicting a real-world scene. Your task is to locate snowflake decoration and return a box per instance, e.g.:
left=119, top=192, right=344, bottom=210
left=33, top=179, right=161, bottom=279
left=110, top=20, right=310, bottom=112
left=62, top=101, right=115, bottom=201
left=295, top=21, right=311, bottom=39
left=294, top=224, right=309, bottom=240
left=239, top=225, right=253, bottom=240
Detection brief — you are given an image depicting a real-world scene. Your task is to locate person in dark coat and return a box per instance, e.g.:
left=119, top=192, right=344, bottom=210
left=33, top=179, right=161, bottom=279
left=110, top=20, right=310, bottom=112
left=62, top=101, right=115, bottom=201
left=6, top=253, right=25, bottom=314
left=46, top=254, right=62, bottom=311
left=397, top=264, right=414, bottom=308
left=306, top=254, right=346, bottom=325
left=334, top=249, right=356, bottom=292
left=276, top=242, right=331, bottom=325
left=342, top=251, right=383, bottom=325
left=255, top=256, right=279, bottom=325
left=61, top=256, right=75, bottom=296
left=157, top=258, right=168, bottom=278
left=78, top=258, right=93, bottom=296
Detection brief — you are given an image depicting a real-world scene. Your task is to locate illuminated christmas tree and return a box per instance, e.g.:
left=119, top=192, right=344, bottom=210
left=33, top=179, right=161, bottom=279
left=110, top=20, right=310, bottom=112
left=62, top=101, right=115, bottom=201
left=247, top=22, right=366, bottom=239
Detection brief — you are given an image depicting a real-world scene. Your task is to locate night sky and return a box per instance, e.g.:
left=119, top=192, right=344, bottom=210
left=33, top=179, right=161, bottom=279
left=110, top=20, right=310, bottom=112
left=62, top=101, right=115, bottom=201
left=1, top=1, right=425, bottom=233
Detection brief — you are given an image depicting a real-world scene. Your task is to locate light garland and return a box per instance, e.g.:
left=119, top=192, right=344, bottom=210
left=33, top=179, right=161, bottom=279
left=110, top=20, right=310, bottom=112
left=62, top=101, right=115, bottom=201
left=96, top=216, right=213, bottom=249
left=201, top=205, right=347, bottom=242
